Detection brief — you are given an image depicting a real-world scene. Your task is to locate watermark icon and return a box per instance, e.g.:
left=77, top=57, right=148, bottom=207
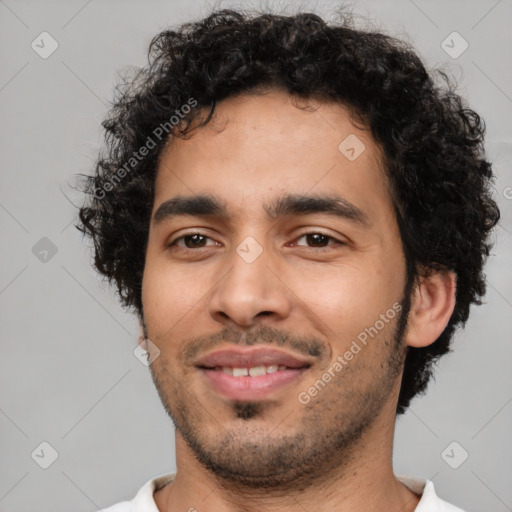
left=236, top=236, right=263, bottom=263
left=31, top=32, right=59, bottom=59
left=133, top=338, right=161, bottom=366
left=441, top=32, right=468, bottom=60
left=93, top=97, right=198, bottom=200
left=441, top=441, right=469, bottom=469
left=31, top=441, right=59, bottom=469
left=338, top=134, right=366, bottom=161
left=503, top=186, right=512, bottom=200
left=298, top=302, right=402, bottom=404
left=32, top=237, right=58, bottom=263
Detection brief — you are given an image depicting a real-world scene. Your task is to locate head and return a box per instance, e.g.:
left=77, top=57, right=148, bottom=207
left=77, top=8, right=499, bottom=486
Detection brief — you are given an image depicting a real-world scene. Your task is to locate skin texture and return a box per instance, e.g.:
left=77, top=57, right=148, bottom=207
left=141, top=89, right=456, bottom=512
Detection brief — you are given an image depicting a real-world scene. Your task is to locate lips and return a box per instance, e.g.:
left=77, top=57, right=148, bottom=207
left=194, top=346, right=312, bottom=370
left=194, top=346, right=312, bottom=401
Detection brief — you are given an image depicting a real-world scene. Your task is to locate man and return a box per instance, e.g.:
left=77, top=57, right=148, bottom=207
left=77, top=7, right=500, bottom=511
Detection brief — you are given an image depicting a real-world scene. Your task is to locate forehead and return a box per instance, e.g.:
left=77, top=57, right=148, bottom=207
left=154, top=89, right=391, bottom=219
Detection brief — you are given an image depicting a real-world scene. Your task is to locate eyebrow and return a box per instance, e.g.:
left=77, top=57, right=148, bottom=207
left=152, top=193, right=371, bottom=228
left=153, top=194, right=225, bottom=223
left=265, top=194, right=370, bottom=227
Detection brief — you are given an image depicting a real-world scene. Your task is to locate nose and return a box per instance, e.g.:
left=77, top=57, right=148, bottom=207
left=207, top=242, right=292, bottom=328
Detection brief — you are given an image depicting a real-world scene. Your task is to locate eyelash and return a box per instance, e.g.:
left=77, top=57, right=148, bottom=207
left=168, top=231, right=345, bottom=250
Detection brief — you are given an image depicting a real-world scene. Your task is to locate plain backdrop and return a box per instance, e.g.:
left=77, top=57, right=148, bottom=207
left=1, top=0, right=511, bottom=511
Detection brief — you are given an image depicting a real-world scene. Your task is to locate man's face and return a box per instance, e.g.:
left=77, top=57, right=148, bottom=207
left=142, top=89, right=409, bottom=487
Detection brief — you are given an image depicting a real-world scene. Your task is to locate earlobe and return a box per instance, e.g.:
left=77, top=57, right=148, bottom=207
left=406, top=270, right=456, bottom=348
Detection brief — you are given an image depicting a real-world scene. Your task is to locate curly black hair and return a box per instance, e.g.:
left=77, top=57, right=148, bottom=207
left=77, top=8, right=500, bottom=414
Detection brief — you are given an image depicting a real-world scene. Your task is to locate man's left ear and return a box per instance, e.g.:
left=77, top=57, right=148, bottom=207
left=406, top=270, right=456, bottom=348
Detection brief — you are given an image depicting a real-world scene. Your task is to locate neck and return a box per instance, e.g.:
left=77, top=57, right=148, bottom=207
left=154, top=409, right=421, bottom=512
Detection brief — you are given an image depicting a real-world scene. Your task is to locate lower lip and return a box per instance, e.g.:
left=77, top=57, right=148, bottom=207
left=200, top=368, right=308, bottom=401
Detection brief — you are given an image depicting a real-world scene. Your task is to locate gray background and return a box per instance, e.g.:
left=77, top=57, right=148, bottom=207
left=1, top=0, right=511, bottom=510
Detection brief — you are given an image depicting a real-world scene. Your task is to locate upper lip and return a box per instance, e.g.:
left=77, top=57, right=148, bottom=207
left=194, top=346, right=312, bottom=369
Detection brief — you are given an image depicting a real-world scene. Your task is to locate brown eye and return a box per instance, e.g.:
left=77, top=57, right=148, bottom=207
left=306, top=233, right=329, bottom=247
left=295, top=232, right=341, bottom=248
left=184, top=234, right=207, bottom=248
left=170, top=233, right=216, bottom=249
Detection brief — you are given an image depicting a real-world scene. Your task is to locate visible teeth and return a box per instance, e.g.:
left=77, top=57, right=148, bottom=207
left=248, top=365, right=266, bottom=377
left=220, top=365, right=288, bottom=376
left=232, top=367, right=249, bottom=377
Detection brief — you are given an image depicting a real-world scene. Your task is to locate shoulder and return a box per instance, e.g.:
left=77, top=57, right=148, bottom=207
left=419, top=481, right=467, bottom=512
left=397, top=475, right=466, bottom=512
left=97, top=473, right=176, bottom=512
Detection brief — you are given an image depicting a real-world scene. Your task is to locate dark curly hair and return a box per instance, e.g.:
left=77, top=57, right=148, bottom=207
left=77, top=8, right=500, bottom=414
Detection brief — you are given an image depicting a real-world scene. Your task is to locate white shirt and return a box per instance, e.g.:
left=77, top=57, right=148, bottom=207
left=101, top=473, right=466, bottom=511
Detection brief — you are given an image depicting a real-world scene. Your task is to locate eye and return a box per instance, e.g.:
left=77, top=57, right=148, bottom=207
left=169, top=233, right=219, bottom=249
left=294, top=232, right=344, bottom=249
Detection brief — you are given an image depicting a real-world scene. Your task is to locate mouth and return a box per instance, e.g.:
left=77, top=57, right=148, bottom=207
left=194, top=347, right=312, bottom=401
left=214, top=364, right=293, bottom=376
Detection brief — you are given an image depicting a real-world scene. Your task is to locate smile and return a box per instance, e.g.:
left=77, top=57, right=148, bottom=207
left=218, top=365, right=288, bottom=376
left=194, top=346, right=313, bottom=400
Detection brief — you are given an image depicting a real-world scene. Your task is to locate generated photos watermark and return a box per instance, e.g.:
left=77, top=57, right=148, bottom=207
left=93, top=97, right=198, bottom=200
left=298, top=302, right=402, bottom=405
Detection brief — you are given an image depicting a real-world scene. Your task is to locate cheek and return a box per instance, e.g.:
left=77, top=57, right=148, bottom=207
left=288, top=254, right=405, bottom=344
left=141, top=255, right=212, bottom=337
